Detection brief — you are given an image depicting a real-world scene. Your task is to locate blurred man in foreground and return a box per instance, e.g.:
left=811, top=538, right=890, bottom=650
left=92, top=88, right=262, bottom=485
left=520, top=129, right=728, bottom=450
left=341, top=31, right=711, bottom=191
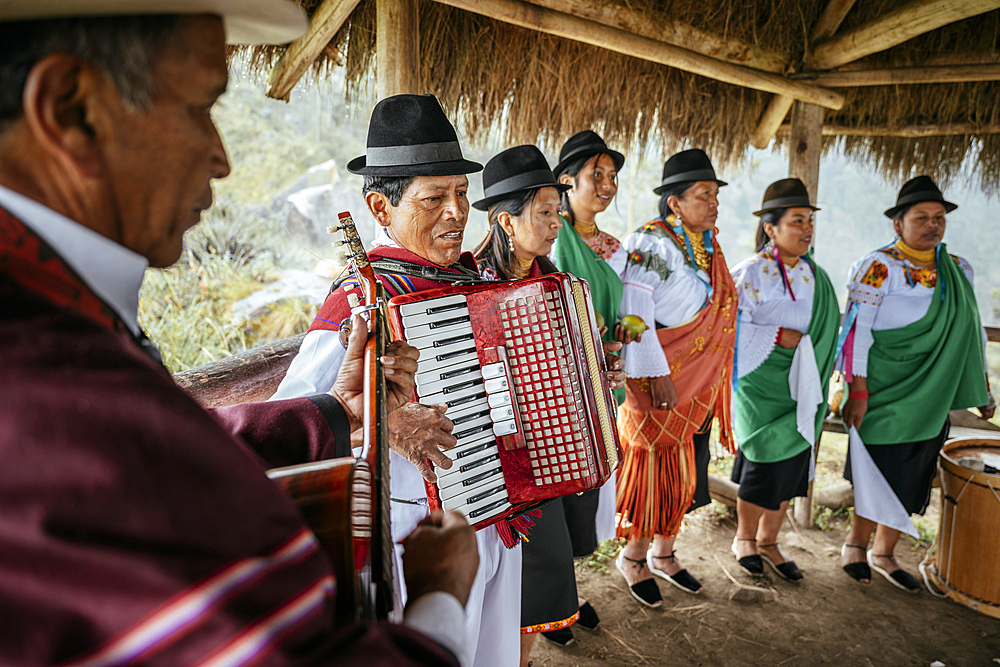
left=0, top=3, right=477, bottom=665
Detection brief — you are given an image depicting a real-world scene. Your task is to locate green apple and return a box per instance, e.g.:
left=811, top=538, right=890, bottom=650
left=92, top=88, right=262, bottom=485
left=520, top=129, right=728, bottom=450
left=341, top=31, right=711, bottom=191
left=619, top=315, right=648, bottom=337
left=594, top=312, right=606, bottom=331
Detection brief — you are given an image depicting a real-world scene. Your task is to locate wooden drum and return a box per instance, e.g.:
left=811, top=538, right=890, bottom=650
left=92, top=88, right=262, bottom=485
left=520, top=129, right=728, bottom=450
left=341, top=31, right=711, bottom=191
left=927, top=437, right=1000, bottom=618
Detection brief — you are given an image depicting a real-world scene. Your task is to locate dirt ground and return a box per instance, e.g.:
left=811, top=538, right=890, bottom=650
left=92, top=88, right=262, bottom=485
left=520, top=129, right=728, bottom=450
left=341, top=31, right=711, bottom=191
left=526, top=505, right=1000, bottom=667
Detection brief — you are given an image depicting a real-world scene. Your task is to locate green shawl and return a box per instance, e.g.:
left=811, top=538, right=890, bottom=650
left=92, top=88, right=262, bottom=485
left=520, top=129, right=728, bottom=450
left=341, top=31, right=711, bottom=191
left=733, top=262, right=840, bottom=463
left=552, top=215, right=625, bottom=405
left=861, top=245, right=988, bottom=444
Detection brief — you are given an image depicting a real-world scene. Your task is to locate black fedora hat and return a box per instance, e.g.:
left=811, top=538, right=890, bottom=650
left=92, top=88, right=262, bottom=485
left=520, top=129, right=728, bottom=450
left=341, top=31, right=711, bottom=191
left=653, top=148, right=727, bottom=196
left=753, top=178, right=820, bottom=216
left=347, top=94, right=483, bottom=177
left=472, top=145, right=570, bottom=211
left=883, top=175, right=957, bottom=219
left=553, top=130, right=625, bottom=177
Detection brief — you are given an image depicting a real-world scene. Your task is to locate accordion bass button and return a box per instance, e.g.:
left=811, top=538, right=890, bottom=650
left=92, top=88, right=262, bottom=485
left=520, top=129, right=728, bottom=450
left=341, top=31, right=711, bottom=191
left=481, top=363, right=506, bottom=379
left=483, top=377, right=508, bottom=393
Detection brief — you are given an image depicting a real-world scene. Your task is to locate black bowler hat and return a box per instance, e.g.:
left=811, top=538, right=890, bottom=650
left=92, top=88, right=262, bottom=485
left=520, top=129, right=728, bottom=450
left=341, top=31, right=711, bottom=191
left=883, top=175, right=957, bottom=219
left=553, top=130, right=625, bottom=178
left=753, top=178, right=820, bottom=216
left=472, top=145, right=570, bottom=211
left=347, top=94, right=483, bottom=176
left=653, top=148, right=727, bottom=196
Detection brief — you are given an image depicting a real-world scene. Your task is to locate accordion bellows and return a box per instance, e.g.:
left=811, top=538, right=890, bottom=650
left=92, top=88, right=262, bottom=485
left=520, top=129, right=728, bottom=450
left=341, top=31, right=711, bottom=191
left=387, top=273, right=622, bottom=531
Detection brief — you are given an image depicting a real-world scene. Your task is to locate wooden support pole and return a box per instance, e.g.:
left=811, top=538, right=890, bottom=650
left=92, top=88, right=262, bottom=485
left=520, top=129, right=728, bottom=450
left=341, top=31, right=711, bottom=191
left=809, top=0, right=1000, bottom=71
left=788, top=104, right=823, bottom=203
left=788, top=101, right=823, bottom=529
left=520, top=0, right=785, bottom=72
left=429, top=0, right=845, bottom=110
left=266, top=0, right=362, bottom=101
left=377, top=0, right=421, bottom=98
left=795, top=63, right=1000, bottom=87
left=748, top=0, right=856, bottom=150
left=776, top=122, right=1000, bottom=137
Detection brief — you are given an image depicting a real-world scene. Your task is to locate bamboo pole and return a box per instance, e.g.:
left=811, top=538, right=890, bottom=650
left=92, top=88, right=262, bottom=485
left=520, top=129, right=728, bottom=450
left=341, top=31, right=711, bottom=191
left=810, top=0, right=1000, bottom=71
left=788, top=101, right=823, bottom=530
left=429, top=0, right=845, bottom=110
left=266, top=0, right=362, bottom=101
left=795, top=63, right=1000, bottom=87
left=749, top=0, right=857, bottom=149
left=377, top=0, right=421, bottom=98
left=776, top=122, right=1000, bottom=137
left=519, top=0, right=785, bottom=72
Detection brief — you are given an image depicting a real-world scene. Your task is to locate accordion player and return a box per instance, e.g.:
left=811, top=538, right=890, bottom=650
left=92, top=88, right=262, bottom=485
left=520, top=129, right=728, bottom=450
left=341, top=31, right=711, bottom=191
left=387, top=272, right=622, bottom=531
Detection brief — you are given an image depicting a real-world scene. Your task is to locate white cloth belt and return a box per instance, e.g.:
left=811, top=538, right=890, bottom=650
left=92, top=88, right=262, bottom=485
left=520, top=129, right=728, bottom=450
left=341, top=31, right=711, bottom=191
left=788, top=334, right=822, bottom=481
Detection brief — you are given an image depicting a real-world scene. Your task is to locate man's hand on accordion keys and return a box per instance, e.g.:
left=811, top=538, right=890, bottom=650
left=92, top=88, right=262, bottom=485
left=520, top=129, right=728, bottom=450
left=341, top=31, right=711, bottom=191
left=331, top=314, right=421, bottom=430
left=388, top=402, right=458, bottom=483
left=602, top=340, right=626, bottom=391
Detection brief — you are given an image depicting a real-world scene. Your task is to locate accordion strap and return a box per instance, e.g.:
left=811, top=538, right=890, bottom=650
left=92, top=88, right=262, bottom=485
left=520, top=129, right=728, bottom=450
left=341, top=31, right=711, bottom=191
left=369, top=258, right=485, bottom=285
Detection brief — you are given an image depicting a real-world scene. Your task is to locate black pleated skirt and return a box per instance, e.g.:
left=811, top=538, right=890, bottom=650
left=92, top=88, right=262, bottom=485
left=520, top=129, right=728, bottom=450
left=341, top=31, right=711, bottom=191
left=688, top=429, right=712, bottom=513
left=731, top=447, right=811, bottom=511
left=520, top=488, right=600, bottom=631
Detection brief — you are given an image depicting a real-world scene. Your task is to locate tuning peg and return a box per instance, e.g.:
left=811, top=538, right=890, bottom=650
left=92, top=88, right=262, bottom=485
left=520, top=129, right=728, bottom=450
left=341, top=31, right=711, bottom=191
left=347, top=294, right=360, bottom=308
left=335, top=249, right=350, bottom=264
left=326, top=224, right=344, bottom=234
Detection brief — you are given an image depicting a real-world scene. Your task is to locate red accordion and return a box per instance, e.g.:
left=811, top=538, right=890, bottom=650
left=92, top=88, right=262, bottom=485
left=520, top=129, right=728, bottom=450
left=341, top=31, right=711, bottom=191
left=387, top=273, right=622, bottom=530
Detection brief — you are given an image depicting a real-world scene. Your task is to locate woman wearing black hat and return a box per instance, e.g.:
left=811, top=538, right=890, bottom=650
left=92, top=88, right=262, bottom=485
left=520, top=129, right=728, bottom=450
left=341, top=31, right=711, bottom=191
left=472, top=145, right=626, bottom=661
left=729, top=178, right=839, bottom=582
left=549, top=130, right=628, bottom=553
left=836, top=175, right=993, bottom=593
left=613, top=149, right=738, bottom=606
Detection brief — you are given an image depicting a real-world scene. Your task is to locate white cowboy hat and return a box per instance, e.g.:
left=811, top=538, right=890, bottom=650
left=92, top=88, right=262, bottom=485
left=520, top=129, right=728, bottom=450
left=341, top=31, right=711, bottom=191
left=0, top=0, right=308, bottom=45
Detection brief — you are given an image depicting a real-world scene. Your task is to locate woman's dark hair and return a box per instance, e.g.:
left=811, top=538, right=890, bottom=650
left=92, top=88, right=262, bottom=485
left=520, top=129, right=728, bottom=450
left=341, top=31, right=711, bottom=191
left=754, top=208, right=787, bottom=252
left=892, top=203, right=914, bottom=223
left=557, top=152, right=614, bottom=227
left=656, top=181, right=696, bottom=221
left=473, top=188, right=558, bottom=279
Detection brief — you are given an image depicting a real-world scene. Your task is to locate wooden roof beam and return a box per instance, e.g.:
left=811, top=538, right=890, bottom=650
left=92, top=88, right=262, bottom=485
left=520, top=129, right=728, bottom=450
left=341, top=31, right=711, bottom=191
left=430, top=0, right=845, bottom=110
left=519, top=0, right=785, bottom=73
left=777, top=122, right=1000, bottom=137
left=811, top=0, right=859, bottom=42
left=750, top=0, right=857, bottom=148
left=809, top=0, right=1000, bottom=71
left=266, top=0, right=362, bottom=101
left=795, top=63, right=1000, bottom=86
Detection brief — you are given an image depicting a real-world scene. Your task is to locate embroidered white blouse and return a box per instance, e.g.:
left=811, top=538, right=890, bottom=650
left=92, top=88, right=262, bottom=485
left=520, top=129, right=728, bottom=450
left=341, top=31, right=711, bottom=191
left=838, top=246, right=981, bottom=377
left=613, top=227, right=710, bottom=379
left=732, top=253, right=816, bottom=379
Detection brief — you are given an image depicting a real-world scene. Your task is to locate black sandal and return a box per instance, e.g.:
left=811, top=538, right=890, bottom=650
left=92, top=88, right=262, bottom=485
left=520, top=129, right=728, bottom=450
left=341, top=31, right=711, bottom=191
left=647, top=551, right=703, bottom=594
left=615, top=552, right=663, bottom=607
left=731, top=537, right=764, bottom=576
left=868, top=552, right=921, bottom=593
left=576, top=601, right=600, bottom=630
left=841, top=543, right=871, bottom=583
left=758, top=542, right=803, bottom=582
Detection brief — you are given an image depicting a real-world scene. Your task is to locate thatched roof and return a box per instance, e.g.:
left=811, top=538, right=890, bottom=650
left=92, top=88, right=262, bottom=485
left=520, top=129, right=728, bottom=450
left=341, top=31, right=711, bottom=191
left=244, top=0, right=1000, bottom=192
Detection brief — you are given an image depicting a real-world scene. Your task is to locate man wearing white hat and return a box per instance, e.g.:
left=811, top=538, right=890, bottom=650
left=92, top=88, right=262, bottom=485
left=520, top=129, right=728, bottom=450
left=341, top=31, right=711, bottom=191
left=0, top=4, right=476, bottom=665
